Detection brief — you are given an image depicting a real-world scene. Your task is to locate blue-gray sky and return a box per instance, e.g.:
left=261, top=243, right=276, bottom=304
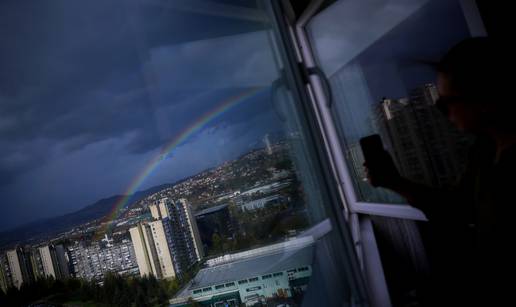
left=0, top=0, right=283, bottom=231
left=0, top=0, right=477, bottom=231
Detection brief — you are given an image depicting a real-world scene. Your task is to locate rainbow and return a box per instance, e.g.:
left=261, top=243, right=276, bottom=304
left=96, top=87, right=265, bottom=236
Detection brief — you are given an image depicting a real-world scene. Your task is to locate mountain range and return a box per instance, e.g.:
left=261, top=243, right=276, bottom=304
left=0, top=183, right=172, bottom=249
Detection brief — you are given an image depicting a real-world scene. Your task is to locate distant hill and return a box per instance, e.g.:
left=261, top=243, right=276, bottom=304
left=0, top=142, right=285, bottom=250
left=0, top=183, right=172, bottom=249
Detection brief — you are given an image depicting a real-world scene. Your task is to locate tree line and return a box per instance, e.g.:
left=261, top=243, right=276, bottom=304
left=0, top=273, right=180, bottom=306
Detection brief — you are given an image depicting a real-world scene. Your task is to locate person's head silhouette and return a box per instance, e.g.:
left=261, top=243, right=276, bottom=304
left=436, top=37, right=510, bottom=134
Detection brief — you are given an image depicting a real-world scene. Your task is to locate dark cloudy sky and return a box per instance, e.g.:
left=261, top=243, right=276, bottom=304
left=0, top=0, right=478, bottom=232
left=0, top=0, right=284, bottom=231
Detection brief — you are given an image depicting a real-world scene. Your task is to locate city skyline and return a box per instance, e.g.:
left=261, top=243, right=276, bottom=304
left=0, top=140, right=288, bottom=247
left=0, top=139, right=314, bottom=305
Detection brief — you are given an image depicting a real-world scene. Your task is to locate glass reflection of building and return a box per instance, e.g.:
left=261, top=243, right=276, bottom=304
left=374, top=83, right=469, bottom=187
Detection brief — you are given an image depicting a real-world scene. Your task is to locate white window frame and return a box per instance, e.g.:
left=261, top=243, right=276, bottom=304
left=293, top=0, right=428, bottom=223
left=285, top=0, right=488, bottom=306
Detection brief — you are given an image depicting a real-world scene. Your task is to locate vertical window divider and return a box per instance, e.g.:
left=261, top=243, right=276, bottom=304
left=289, top=1, right=421, bottom=306
left=267, top=0, right=370, bottom=305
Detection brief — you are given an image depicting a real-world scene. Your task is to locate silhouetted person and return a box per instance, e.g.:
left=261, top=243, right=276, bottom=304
left=366, top=37, right=512, bottom=305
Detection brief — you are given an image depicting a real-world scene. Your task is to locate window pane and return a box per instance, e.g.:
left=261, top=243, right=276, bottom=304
left=307, top=0, right=482, bottom=305
left=0, top=0, right=365, bottom=306
left=307, top=0, right=474, bottom=203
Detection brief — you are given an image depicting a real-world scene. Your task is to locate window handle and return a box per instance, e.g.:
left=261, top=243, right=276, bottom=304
left=306, top=66, right=333, bottom=108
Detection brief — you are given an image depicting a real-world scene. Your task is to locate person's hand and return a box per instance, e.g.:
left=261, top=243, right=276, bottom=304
left=363, top=150, right=402, bottom=188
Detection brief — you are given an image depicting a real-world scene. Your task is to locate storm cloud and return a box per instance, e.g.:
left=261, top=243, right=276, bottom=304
left=0, top=0, right=283, bottom=230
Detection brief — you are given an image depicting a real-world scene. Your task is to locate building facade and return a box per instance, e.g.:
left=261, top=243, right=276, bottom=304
left=38, top=245, right=56, bottom=278
left=149, top=219, right=176, bottom=279
left=130, top=198, right=203, bottom=279
left=129, top=223, right=161, bottom=278
left=68, top=239, right=138, bottom=282
left=0, top=243, right=71, bottom=291
left=5, top=248, right=31, bottom=289
left=54, top=244, right=70, bottom=279
left=170, top=237, right=314, bottom=307
left=374, top=84, right=468, bottom=187
left=0, top=253, right=12, bottom=292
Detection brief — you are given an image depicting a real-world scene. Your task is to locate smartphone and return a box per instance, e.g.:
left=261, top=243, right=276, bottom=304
left=359, top=134, right=385, bottom=166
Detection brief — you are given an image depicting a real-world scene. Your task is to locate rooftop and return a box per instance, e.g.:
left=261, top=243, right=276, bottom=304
left=194, top=203, right=229, bottom=217
left=190, top=237, right=314, bottom=290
